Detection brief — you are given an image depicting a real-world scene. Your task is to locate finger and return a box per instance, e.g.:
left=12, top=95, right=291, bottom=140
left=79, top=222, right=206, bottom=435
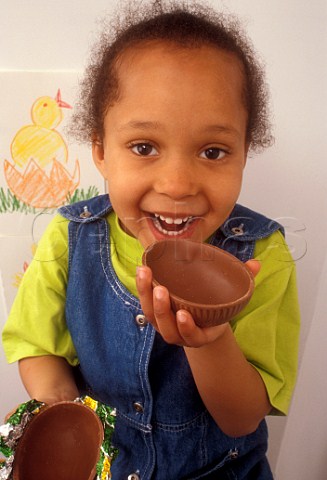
left=177, top=311, right=230, bottom=347
left=176, top=310, right=207, bottom=347
left=136, top=266, right=157, bottom=326
left=245, top=259, right=261, bottom=278
left=153, top=286, right=183, bottom=344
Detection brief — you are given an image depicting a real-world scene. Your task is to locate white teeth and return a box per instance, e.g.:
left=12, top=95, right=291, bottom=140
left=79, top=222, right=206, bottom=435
left=154, top=213, right=192, bottom=225
left=162, top=216, right=174, bottom=224
left=152, top=214, right=195, bottom=236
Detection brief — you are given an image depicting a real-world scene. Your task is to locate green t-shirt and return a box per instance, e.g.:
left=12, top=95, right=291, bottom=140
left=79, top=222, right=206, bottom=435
left=2, top=211, right=300, bottom=416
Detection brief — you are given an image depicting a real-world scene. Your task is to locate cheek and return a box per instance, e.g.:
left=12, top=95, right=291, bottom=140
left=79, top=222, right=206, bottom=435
left=106, top=158, right=139, bottom=188
left=106, top=168, right=129, bottom=199
left=212, top=171, right=243, bottom=198
left=106, top=177, right=141, bottom=222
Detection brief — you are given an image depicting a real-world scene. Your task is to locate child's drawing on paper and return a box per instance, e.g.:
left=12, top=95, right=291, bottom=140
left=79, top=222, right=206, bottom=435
left=0, top=73, right=104, bottom=309
left=4, top=89, right=80, bottom=209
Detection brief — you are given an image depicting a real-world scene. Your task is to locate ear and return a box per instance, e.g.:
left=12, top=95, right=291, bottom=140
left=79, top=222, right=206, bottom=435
left=92, top=139, right=107, bottom=179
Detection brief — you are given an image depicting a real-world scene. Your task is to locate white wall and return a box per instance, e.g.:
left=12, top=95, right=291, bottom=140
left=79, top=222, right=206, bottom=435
left=1, top=0, right=326, bottom=477
left=275, top=252, right=327, bottom=479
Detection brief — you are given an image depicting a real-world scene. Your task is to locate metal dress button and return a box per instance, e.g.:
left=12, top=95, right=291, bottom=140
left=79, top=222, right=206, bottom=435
left=127, top=474, right=140, bottom=480
left=229, top=448, right=239, bottom=459
left=133, top=402, right=144, bottom=413
left=135, top=314, right=148, bottom=327
left=231, top=224, right=244, bottom=235
left=79, top=206, right=92, bottom=218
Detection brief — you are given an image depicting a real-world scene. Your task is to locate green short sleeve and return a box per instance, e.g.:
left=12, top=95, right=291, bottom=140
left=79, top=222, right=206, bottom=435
left=231, top=230, right=300, bottom=415
left=2, top=214, right=79, bottom=366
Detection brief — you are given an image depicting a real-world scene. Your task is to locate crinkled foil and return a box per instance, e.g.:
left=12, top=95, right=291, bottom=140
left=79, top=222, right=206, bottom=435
left=0, top=396, right=117, bottom=480
left=0, top=400, right=44, bottom=480
left=0, top=456, right=14, bottom=480
left=76, top=396, right=118, bottom=479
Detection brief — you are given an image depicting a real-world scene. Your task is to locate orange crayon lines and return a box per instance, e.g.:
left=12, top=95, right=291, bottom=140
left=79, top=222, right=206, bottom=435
left=4, top=158, right=80, bottom=209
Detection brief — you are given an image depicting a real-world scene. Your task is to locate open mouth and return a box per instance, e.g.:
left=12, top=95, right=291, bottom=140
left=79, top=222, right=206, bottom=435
left=151, top=213, right=196, bottom=236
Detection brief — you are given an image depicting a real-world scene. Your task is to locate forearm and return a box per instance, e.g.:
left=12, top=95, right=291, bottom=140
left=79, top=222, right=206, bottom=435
left=19, top=355, right=79, bottom=404
left=184, top=325, right=271, bottom=437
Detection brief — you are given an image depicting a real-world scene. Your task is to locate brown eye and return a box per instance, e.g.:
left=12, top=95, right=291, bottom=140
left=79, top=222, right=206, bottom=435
left=131, top=143, right=157, bottom=156
left=202, top=148, right=225, bottom=160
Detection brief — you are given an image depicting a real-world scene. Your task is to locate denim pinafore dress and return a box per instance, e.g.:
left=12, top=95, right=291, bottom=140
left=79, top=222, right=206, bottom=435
left=59, top=195, right=282, bottom=480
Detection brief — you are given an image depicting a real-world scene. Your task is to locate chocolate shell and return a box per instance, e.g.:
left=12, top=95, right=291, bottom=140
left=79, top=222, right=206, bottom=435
left=142, top=239, right=254, bottom=327
left=13, top=401, right=104, bottom=480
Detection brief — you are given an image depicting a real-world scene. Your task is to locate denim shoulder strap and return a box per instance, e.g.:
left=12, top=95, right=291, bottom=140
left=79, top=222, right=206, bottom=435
left=58, top=194, right=112, bottom=223
left=58, top=194, right=112, bottom=270
left=212, top=204, right=284, bottom=262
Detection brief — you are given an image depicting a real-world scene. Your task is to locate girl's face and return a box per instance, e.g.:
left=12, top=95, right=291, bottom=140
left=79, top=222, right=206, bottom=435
left=93, top=42, right=248, bottom=249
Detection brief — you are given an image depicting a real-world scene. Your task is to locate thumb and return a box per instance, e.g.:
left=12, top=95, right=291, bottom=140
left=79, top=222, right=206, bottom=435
left=245, top=259, right=261, bottom=278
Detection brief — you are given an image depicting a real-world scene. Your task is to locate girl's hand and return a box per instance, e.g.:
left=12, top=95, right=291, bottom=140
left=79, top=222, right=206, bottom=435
left=136, top=260, right=260, bottom=348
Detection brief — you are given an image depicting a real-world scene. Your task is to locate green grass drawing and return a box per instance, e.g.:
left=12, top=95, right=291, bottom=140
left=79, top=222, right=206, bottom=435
left=0, top=186, right=100, bottom=214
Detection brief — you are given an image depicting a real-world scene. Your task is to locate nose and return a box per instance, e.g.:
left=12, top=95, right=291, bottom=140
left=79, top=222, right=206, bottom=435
left=153, top=156, right=199, bottom=200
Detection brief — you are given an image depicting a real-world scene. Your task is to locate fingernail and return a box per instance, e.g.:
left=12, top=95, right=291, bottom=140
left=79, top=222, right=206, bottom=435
left=154, top=286, right=165, bottom=300
left=136, top=266, right=146, bottom=279
left=177, top=310, right=188, bottom=323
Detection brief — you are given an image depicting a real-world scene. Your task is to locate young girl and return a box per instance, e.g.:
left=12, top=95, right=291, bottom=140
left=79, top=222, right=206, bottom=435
left=2, top=1, right=300, bottom=479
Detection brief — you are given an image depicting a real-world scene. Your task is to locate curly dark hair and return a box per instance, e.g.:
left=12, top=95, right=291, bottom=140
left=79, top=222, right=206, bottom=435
left=69, top=0, right=273, bottom=152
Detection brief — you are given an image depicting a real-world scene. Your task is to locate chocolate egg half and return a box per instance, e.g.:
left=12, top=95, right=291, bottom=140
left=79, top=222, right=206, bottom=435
left=13, top=401, right=104, bottom=480
left=143, top=239, right=254, bottom=327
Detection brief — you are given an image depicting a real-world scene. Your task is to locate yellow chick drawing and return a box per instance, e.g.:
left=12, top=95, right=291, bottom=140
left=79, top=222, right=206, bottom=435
left=11, top=89, right=71, bottom=168
left=4, top=89, right=80, bottom=208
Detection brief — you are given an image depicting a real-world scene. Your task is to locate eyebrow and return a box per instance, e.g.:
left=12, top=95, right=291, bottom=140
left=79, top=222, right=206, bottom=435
left=117, top=120, right=241, bottom=137
left=202, top=124, right=241, bottom=137
left=117, top=120, right=161, bottom=132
